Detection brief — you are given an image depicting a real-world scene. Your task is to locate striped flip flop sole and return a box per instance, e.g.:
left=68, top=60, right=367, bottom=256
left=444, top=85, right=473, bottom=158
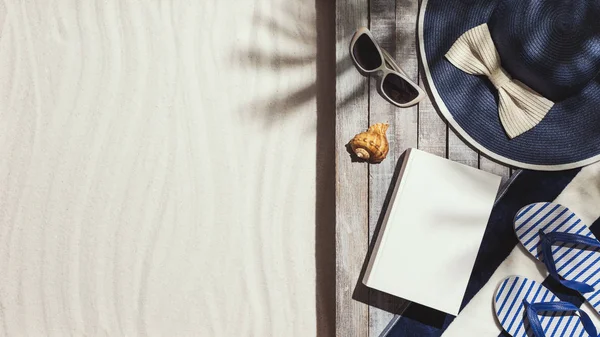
left=495, top=276, right=589, bottom=337
left=515, top=202, right=600, bottom=313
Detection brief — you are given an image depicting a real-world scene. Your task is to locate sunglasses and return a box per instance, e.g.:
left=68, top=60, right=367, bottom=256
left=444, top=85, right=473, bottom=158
left=350, top=27, right=426, bottom=107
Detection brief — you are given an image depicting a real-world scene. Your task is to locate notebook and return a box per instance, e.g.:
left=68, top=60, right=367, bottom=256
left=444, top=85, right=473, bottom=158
left=363, top=148, right=501, bottom=316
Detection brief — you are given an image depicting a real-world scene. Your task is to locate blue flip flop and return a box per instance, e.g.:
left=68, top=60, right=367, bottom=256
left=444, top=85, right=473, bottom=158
left=515, top=202, right=600, bottom=314
left=495, top=276, right=598, bottom=337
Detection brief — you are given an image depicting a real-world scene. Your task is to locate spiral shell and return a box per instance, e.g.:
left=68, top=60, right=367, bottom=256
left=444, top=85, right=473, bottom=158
left=349, top=123, right=390, bottom=163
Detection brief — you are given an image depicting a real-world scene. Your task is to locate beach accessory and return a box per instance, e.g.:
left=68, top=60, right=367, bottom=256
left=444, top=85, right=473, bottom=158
left=362, top=148, right=501, bottom=316
left=383, top=166, right=600, bottom=336
left=350, top=27, right=426, bottom=107
left=446, top=25, right=554, bottom=139
left=348, top=123, right=390, bottom=163
left=419, top=0, right=600, bottom=170
left=515, top=202, right=600, bottom=314
left=495, top=276, right=598, bottom=337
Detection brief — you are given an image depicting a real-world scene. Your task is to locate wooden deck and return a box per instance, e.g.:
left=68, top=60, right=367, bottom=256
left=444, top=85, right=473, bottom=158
left=335, top=1, right=511, bottom=335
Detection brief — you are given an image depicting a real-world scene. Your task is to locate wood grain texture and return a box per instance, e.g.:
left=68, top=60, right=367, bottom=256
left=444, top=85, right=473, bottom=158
left=416, top=0, right=447, bottom=159
left=480, top=156, right=511, bottom=184
left=448, top=131, right=479, bottom=167
left=336, top=0, right=512, bottom=334
left=417, top=94, right=447, bottom=158
left=335, top=0, right=370, bottom=336
left=0, top=1, right=321, bottom=336
left=366, top=0, right=418, bottom=335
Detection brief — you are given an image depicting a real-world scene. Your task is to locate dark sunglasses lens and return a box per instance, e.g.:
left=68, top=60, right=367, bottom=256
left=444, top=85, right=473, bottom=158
left=382, top=73, right=419, bottom=104
left=353, top=34, right=382, bottom=71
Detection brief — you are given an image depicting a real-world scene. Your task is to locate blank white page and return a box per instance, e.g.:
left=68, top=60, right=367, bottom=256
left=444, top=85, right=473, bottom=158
left=363, top=149, right=501, bottom=315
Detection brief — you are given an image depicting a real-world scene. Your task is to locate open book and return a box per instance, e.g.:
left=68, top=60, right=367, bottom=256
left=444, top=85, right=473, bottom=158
left=363, top=148, right=501, bottom=315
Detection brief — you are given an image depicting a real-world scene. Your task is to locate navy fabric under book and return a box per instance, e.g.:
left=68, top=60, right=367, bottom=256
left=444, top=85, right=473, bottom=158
left=382, top=168, right=592, bottom=337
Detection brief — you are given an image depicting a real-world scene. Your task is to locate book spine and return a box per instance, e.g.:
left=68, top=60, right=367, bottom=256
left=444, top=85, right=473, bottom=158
left=363, top=148, right=413, bottom=286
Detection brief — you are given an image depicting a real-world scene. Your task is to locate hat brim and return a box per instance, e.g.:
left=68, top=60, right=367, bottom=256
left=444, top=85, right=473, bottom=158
left=419, top=0, right=600, bottom=171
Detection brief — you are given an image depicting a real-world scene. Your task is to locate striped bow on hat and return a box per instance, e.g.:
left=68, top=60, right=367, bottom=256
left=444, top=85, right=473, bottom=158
left=445, top=24, right=555, bottom=139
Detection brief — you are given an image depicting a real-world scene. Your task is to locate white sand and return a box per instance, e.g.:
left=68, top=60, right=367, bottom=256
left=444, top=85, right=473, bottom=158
left=0, top=1, right=320, bottom=335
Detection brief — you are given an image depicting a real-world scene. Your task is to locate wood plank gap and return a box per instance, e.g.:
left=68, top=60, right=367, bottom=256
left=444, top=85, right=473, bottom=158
left=479, top=154, right=510, bottom=185
left=416, top=0, right=446, bottom=159
left=448, top=129, right=478, bottom=167
left=366, top=0, right=418, bottom=335
left=335, top=0, right=370, bottom=335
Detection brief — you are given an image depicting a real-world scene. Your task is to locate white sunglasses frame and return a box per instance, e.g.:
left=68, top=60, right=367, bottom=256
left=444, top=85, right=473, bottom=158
left=350, top=27, right=426, bottom=108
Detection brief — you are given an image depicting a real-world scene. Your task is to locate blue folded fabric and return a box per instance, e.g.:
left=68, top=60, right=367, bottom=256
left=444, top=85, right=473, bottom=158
left=382, top=168, right=588, bottom=337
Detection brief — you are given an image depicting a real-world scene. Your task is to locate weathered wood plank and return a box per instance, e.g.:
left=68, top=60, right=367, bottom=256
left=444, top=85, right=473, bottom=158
left=368, top=0, right=398, bottom=240
left=367, top=0, right=418, bottom=335
left=448, top=130, right=478, bottom=167
left=480, top=155, right=510, bottom=184
left=367, top=1, right=399, bottom=334
left=335, top=0, right=370, bottom=336
left=335, top=0, right=512, bottom=334
left=416, top=98, right=447, bottom=158
left=417, top=5, right=447, bottom=159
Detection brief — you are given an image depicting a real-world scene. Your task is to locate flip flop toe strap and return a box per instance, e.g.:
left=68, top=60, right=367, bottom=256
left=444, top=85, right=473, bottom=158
left=539, top=230, right=599, bottom=294
left=524, top=300, right=598, bottom=337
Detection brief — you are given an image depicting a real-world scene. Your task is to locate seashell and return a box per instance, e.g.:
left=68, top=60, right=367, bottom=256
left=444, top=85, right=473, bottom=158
left=349, top=123, right=390, bottom=163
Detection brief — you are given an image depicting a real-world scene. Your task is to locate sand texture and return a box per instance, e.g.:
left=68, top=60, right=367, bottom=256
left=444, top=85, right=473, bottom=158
left=0, top=1, right=323, bottom=335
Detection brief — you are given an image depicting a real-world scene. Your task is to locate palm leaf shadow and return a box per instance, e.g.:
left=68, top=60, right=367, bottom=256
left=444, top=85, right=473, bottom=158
left=233, top=2, right=367, bottom=337
left=233, top=3, right=365, bottom=129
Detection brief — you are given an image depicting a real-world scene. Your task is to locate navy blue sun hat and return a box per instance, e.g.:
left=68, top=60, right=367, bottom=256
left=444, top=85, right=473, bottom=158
left=419, top=0, right=600, bottom=170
